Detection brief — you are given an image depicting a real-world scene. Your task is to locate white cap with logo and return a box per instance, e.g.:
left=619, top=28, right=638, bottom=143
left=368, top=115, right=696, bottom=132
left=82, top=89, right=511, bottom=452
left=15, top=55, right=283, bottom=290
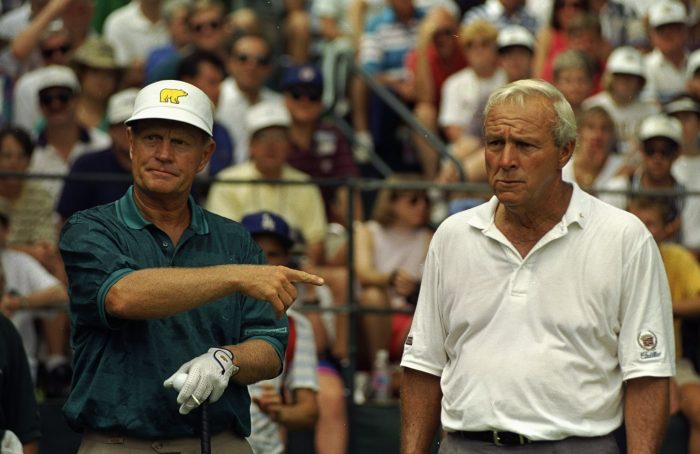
left=605, top=46, right=645, bottom=79
left=639, top=114, right=683, bottom=145
left=125, top=80, right=214, bottom=136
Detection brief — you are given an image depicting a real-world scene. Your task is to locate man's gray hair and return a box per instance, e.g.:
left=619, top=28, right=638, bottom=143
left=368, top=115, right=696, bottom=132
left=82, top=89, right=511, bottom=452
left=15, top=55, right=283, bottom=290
left=484, top=79, right=577, bottom=148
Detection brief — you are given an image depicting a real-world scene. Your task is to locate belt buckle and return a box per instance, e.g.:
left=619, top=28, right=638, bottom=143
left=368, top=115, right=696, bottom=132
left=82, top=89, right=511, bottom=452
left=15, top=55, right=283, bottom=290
left=492, top=431, right=502, bottom=446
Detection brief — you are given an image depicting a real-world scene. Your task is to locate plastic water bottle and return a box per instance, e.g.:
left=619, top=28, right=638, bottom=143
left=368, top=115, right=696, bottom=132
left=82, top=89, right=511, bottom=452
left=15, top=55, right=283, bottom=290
left=371, top=349, right=391, bottom=403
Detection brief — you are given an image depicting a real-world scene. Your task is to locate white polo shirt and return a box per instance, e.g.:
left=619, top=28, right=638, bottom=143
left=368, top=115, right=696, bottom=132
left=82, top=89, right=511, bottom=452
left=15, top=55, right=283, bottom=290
left=401, top=184, right=675, bottom=440
left=102, top=0, right=169, bottom=65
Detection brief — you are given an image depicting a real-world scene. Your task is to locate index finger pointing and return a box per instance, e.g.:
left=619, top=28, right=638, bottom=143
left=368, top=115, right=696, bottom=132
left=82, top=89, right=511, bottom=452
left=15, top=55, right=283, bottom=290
left=286, top=269, right=324, bottom=286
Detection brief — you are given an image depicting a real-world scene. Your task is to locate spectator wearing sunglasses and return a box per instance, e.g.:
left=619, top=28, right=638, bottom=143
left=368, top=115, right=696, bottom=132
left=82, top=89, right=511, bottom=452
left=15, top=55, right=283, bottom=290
left=27, top=65, right=111, bottom=206
left=282, top=64, right=361, bottom=226
left=600, top=114, right=687, bottom=242
left=11, top=24, right=73, bottom=133
left=147, top=0, right=232, bottom=84
left=217, top=32, right=283, bottom=165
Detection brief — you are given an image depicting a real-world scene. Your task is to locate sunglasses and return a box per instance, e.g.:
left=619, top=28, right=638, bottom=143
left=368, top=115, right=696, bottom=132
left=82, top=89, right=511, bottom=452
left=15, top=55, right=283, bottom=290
left=191, top=19, right=221, bottom=33
left=39, top=91, right=73, bottom=106
left=40, top=44, right=71, bottom=59
left=642, top=144, right=678, bottom=158
left=287, top=87, right=322, bottom=102
left=235, top=52, right=271, bottom=66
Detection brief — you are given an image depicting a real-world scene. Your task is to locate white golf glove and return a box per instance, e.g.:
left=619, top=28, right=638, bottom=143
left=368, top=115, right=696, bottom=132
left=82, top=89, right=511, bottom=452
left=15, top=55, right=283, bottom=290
left=164, top=348, right=237, bottom=415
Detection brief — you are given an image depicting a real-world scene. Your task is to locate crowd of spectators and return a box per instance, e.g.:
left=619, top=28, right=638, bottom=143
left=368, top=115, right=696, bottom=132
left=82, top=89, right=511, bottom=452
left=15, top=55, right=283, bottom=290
left=1, top=0, right=700, bottom=452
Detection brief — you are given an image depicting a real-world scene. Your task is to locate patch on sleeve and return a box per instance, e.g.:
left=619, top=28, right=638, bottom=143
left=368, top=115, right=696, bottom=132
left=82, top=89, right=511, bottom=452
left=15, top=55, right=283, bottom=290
left=405, top=335, right=413, bottom=346
left=638, top=330, right=661, bottom=360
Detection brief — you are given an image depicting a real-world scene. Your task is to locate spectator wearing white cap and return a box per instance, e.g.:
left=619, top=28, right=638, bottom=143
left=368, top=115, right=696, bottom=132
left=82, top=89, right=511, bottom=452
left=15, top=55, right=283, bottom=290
left=207, top=101, right=328, bottom=265
left=582, top=46, right=660, bottom=158
left=10, top=24, right=75, bottom=133
left=599, top=115, right=686, bottom=240
left=56, top=88, right=139, bottom=222
left=59, top=79, right=323, bottom=451
left=666, top=95, right=700, bottom=257
left=642, top=0, right=691, bottom=104
left=27, top=65, right=111, bottom=206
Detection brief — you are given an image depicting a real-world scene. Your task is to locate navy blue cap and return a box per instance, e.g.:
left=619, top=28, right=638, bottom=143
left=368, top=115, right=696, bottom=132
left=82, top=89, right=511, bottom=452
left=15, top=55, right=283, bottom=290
left=241, top=211, right=294, bottom=248
left=280, top=64, right=323, bottom=90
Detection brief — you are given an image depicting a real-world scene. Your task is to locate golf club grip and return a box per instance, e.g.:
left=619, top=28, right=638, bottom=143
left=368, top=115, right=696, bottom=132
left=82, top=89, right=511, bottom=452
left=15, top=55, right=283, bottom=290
left=201, top=400, right=211, bottom=454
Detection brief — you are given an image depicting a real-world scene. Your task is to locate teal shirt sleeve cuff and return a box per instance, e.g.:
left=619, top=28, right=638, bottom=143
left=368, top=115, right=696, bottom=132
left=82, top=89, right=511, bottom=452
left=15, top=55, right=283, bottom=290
left=97, top=268, right=135, bottom=329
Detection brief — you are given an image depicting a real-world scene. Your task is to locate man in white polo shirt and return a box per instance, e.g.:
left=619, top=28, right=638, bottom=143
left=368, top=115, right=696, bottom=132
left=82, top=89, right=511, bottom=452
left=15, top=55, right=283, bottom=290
left=401, top=79, right=675, bottom=454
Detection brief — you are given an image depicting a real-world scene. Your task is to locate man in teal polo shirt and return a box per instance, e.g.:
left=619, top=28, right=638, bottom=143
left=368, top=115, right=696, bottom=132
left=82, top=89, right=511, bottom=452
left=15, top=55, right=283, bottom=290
left=59, top=79, right=324, bottom=453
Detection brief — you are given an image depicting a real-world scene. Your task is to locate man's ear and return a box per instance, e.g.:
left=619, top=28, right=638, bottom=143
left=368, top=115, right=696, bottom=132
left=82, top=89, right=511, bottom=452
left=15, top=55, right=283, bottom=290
left=559, top=140, right=576, bottom=169
left=197, top=138, right=216, bottom=173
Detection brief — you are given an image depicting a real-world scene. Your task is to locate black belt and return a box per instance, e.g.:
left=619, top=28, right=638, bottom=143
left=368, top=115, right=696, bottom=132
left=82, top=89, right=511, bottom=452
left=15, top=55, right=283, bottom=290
left=453, top=430, right=534, bottom=446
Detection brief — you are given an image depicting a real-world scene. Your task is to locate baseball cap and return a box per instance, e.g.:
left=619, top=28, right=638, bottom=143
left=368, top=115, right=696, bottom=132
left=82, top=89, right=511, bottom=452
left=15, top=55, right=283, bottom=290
left=497, top=25, right=535, bottom=52
left=639, top=114, right=683, bottom=145
left=107, top=88, right=140, bottom=125
left=688, top=49, right=700, bottom=80
left=664, top=96, right=700, bottom=116
left=605, top=46, right=645, bottom=79
left=280, top=64, right=323, bottom=90
left=35, top=65, right=80, bottom=94
left=648, top=1, right=687, bottom=28
left=126, top=80, right=214, bottom=136
left=241, top=211, right=294, bottom=249
left=246, top=101, right=291, bottom=137
left=72, top=37, right=121, bottom=70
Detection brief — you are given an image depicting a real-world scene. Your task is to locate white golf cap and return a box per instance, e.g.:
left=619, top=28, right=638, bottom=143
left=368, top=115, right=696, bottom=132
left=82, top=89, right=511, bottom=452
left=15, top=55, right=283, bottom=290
left=665, top=96, right=700, bottom=116
left=639, top=114, right=683, bottom=145
left=35, top=65, right=80, bottom=93
left=497, top=25, right=535, bottom=52
left=648, top=1, right=687, bottom=28
left=126, top=80, right=214, bottom=136
left=688, top=49, right=700, bottom=80
left=246, top=101, right=291, bottom=138
left=107, top=88, right=139, bottom=125
left=605, top=46, right=646, bottom=79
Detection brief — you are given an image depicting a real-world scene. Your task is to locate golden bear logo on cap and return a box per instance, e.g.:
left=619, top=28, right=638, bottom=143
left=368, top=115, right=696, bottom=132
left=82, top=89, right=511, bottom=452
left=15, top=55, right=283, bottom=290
left=160, top=88, right=188, bottom=104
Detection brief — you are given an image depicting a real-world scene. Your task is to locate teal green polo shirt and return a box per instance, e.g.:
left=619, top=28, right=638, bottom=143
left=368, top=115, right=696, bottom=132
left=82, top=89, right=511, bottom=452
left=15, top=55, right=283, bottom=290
left=59, top=187, right=288, bottom=439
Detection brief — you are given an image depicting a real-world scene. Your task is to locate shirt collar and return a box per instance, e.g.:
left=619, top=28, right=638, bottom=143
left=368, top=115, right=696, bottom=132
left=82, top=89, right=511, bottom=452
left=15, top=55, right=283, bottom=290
left=116, top=186, right=209, bottom=234
left=465, top=182, right=590, bottom=232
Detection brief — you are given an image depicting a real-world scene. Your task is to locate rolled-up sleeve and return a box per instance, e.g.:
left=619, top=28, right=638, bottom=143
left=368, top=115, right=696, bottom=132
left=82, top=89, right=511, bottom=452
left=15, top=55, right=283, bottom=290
left=59, top=213, right=138, bottom=330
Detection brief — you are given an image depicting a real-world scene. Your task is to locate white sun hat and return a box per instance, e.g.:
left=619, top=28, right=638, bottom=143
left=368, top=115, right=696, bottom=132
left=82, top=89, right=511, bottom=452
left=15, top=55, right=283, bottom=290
left=648, top=1, right=687, bottom=28
left=605, top=46, right=645, bottom=79
left=639, top=114, right=683, bottom=145
left=497, top=25, right=535, bottom=52
left=246, top=101, right=291, bottom=137
left=125, top=80, right=214, bottom=136
left=107, top=88, right=140, bottom=125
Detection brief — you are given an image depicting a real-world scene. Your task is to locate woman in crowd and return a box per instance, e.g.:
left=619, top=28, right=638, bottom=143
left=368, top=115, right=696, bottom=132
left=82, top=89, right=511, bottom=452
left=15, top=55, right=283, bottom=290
left=354, top=174, right=433, bottom=370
